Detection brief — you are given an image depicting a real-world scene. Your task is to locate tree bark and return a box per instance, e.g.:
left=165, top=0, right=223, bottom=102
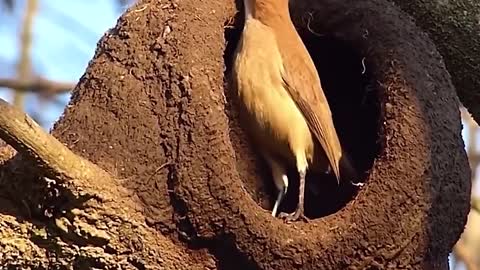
left=0, top=0, right=471, bottom=269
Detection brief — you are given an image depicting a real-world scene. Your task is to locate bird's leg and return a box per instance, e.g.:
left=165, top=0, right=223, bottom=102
left=262, top=153, right=289, bottom=217
left=272, top=182, right=287, bottom=217
left=279, top=155, right=308, bottom=223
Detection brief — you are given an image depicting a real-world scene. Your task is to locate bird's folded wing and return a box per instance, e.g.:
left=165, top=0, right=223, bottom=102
left=280, top=62, right=342, bottom=181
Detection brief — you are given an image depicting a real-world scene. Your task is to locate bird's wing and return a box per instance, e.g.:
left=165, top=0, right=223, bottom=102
left=279, top=48, right=343, bottom=181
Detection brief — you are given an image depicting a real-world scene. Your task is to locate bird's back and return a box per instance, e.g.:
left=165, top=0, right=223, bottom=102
left=233, top=3, right=357, bottom=181
left=251, top=8, right=354, bottom=181
left=232, top=19, right=319, bottom=166
left=275, top=25, right=359, bottom=181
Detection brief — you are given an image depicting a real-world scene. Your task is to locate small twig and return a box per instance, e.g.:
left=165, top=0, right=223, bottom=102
left=0, top=77, right=75, bottom=94
left=133, top=4, right=148, bottom=12
left=147, top=162, right=172, bottom=182
left=224, top=15, right=236, bottom=29
left=0, top=98, right=104, bottom=183
left=12, top=0, right=38, bottom=108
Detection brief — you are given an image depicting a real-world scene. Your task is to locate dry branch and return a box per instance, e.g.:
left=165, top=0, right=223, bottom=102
left=0, top=98, right=103, bottom=183
left=0, top=77, right=75, bottom=94
left=12, top=0, right=37, bottom=108
left=0, top=100, right=207, bottom=268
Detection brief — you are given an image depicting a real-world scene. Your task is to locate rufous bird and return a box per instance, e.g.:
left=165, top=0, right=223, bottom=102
left=231, top=0, right=357, bottom=222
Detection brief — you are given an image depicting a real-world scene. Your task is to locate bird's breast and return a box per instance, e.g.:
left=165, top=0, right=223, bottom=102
left=232, top=19, right=315, bottom=164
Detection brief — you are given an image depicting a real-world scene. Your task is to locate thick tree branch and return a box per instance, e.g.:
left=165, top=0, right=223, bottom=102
left=0, top=97, right=208, bottom=269
left=0, top=77, right=75, bottom=94
left=0, top=98, right=101, bottom=183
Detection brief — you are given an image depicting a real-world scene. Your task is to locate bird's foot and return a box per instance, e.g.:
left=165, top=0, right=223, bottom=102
left=278, top=208, right=309, bottom=223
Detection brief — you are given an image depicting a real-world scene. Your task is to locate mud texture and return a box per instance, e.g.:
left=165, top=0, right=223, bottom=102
left=389, top=0, right=480, bottom=125
left=0, top=0, right=469, bottom=269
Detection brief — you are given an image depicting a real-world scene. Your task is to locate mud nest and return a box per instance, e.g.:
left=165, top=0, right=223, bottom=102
left=46, top=0, right=470, bottom=269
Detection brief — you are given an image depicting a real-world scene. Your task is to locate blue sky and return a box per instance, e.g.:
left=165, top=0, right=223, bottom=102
left=0, top=0, right=127, bottom=128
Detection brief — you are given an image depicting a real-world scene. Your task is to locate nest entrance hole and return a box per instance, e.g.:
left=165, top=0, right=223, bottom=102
left=223, top=14, right=380, bottom=219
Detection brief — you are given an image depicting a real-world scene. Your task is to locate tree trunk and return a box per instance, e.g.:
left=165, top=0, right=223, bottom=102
left=0, top=0, right=471, bottom=269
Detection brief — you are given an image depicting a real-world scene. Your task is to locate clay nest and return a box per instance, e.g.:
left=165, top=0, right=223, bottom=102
left=0, top=0, right=470, bottom=269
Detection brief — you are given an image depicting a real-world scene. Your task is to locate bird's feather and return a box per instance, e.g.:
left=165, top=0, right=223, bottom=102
left=276, top=30, right=343, bottom=182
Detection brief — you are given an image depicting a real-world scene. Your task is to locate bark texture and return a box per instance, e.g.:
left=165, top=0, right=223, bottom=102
left=0, top=0, right=471, bottom=269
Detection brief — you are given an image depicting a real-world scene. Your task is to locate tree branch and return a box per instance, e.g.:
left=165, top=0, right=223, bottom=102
left=0, top=77, right=75, bottom=94
left=0, top=98, right=208, bottom=269
left=0, top=98, right=100, bottom=182
left=12, top=0, right=37, bottom=108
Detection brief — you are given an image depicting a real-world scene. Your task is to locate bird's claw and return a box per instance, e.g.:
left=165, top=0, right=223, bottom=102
left=278, top=210, right=309, bottom=223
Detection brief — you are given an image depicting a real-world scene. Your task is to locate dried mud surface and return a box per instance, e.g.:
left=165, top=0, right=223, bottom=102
left=0, top=0, right=469, bottom=269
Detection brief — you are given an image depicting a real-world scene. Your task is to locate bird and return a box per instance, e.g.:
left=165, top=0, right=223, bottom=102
left=231, top=0, right=357, bottom=222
